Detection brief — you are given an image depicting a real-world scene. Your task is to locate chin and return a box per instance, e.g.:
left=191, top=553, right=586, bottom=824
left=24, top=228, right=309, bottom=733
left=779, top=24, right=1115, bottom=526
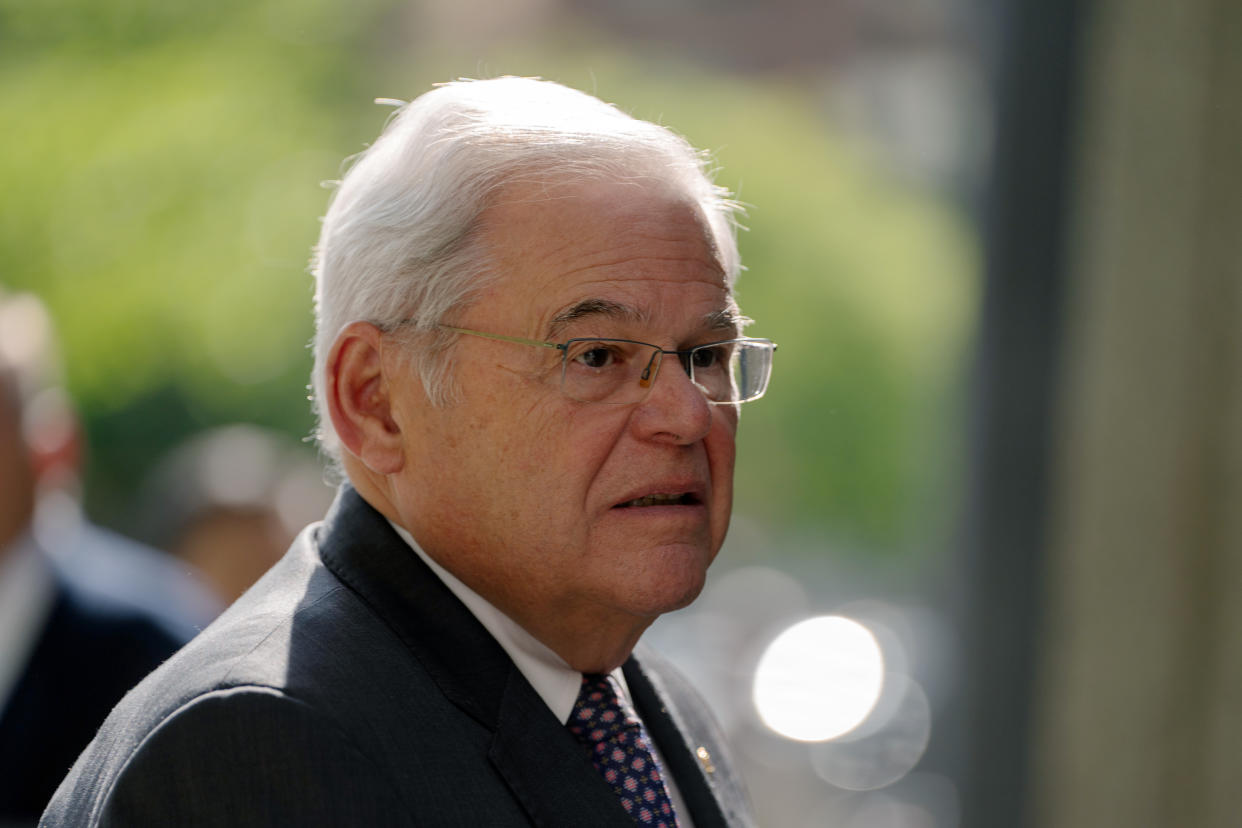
left=623, top=543, right=713, bottom=617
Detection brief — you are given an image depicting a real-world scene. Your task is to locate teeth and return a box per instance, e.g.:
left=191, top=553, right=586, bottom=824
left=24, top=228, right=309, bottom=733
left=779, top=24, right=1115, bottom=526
left=623, top=493, right=686, bottom=508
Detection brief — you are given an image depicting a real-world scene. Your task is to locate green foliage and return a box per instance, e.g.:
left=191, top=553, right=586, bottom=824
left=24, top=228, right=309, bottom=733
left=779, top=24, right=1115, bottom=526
left=0, top=3, right=977, bottom=554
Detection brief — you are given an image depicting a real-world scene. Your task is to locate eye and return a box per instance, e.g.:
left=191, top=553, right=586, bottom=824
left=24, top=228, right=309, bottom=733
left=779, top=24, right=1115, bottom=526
left=567, top=340, right=630, bottom=371
left=577, top=346, right=616, bottom=369
left=691, top=344, right=729, bottom=370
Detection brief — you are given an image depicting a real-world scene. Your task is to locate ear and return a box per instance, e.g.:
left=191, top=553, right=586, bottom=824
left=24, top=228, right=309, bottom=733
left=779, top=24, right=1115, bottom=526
left=25, top=388, right=82, bottom=487
left=324, top=321, right=406, bottom=475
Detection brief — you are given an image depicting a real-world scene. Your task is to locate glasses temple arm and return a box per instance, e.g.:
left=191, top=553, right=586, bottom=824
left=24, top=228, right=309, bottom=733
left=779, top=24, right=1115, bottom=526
left=438, top=325, right=564, bottom=351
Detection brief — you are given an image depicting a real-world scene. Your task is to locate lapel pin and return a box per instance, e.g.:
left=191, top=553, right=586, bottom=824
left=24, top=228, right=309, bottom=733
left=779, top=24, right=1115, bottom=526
left=695, top=746, right=716, bottom=775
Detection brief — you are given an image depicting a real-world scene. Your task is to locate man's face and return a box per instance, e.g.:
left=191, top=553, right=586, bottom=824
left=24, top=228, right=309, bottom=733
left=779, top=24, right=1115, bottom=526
left=389, top=179, right=739, bottom=634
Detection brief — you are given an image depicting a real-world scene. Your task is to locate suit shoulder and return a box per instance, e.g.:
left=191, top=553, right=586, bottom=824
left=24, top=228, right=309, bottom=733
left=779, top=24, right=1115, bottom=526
left=42, top=686, right=413, bottom=827
left=132, top=529, right=366, bottom=695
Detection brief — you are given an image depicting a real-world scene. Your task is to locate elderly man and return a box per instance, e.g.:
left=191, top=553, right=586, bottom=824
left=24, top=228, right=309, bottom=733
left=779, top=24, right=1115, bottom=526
left=43, top=77, right=775, bottom=827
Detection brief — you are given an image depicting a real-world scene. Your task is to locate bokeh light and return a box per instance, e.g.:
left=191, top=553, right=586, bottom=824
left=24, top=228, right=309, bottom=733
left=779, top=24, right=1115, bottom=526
left=843, top=793, right=938, bottom=828
left=810, top=672, right=933, bottom=790
left=753, top=615, right=885, bottom=742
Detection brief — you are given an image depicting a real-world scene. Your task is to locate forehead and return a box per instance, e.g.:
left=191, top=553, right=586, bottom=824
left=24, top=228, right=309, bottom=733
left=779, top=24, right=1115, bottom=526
left=473, top=179, right=735, bottom=337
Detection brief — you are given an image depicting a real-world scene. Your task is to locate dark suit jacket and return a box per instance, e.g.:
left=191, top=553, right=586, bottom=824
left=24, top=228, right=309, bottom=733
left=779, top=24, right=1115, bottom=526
left=0, top=570, right=187, bottom=825
left=41, top=486, right=753, bottom=827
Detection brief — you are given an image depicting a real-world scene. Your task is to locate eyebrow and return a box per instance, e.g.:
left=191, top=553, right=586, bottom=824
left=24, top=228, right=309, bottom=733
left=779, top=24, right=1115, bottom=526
left=706, top=307, right=750, bottom=333
left=548, top=299, right=648, bottom=337
left=548, top=299, right=750, bottom=339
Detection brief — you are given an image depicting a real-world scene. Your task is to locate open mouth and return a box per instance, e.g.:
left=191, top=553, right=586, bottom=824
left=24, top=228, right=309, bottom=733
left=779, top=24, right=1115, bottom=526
left=614, top=492, right=701, bottom=509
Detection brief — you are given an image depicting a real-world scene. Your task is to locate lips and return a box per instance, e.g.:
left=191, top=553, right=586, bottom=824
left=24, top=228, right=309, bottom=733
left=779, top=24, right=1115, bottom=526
left=611, top=477, right=706, bottom=510
left=616, top=492, right=701, bottom=508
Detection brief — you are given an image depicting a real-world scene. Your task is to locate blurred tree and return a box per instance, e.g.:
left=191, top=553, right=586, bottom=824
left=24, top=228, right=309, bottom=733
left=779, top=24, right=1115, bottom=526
left=0, top=0, right=976, bottom=555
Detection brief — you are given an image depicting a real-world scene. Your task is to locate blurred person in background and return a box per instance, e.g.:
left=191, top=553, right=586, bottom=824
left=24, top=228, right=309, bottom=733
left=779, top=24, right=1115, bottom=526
left=137, top=424, right=335, bottom=607
left=2, top=292, right=220, bottom=640
left=0, top=290, right=194, bottom=825
left=44, top=77, right=774, bottom=827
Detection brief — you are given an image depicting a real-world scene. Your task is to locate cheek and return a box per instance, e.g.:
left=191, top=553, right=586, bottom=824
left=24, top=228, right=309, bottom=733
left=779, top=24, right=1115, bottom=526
left=706, top=416, right=738, bottom=518
left=708, top=412, right=738, bottom=473
left=525, top=407, right=632, bottom=519
left=544, top=418, right=617, bottom=487
left=484, top=406, right=605, bottom=518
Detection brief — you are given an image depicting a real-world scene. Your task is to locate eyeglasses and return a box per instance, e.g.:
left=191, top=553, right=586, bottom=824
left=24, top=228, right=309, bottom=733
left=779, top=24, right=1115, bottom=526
left=439, top=325, right=776, bottom=406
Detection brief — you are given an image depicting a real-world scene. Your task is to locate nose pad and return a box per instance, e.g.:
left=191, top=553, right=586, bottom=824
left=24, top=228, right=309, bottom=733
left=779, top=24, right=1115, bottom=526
left=638, top=348, right=662, bottom=389
left=674, top=350, right=715, bottom=399
left=632, top=347, right=713, bottom=445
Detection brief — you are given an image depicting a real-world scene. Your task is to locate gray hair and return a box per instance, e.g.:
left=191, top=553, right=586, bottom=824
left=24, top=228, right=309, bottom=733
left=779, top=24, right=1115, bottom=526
left=310, top=77, right=742, bottom=457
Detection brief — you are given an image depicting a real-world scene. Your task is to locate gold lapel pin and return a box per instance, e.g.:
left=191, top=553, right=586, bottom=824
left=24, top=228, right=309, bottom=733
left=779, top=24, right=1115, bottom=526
left=695, top=746, right=716, bottom=775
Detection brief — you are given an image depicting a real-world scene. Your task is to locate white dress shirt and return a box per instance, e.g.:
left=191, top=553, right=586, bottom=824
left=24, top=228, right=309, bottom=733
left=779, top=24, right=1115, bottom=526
left=388, top=521, right=695, bottom=826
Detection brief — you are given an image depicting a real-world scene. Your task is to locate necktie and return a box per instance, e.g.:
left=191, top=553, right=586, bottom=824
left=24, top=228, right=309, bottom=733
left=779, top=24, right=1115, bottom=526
left=568, top=673, right=680, bottom=827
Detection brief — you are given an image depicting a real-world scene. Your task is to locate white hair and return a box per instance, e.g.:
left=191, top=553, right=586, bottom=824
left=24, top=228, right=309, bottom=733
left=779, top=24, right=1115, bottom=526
left=311, top=76, right=742, bottom=458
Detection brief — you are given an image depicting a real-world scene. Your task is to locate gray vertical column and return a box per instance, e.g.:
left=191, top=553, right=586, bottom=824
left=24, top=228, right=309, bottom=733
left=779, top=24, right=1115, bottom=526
left=1033, top=1, right=1242, bottom=826
left=958, top=0, right=1089, bottom=825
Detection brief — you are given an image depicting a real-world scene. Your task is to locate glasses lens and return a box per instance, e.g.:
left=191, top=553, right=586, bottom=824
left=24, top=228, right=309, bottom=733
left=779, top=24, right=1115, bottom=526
left=561, top=339, right=661, bottom=404
left=560, top=338, right=773, bottom=405
left=737, top=341, right=775, bottom=401
left=689, top=340, right=774, bottom=403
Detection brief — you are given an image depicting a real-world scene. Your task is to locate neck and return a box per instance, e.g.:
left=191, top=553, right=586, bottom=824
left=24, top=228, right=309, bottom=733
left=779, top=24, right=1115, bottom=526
left=350, top=478, right=647, bottom=674
left=504, top=605, right=650, bottom=675
left=422, top=550, right=653, bottom=675
left=346, top=464, right=653, bottom=674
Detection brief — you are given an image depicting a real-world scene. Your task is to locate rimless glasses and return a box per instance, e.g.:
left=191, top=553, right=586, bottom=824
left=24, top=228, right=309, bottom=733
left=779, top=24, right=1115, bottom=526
left=438, top=325, right=776, bottom=406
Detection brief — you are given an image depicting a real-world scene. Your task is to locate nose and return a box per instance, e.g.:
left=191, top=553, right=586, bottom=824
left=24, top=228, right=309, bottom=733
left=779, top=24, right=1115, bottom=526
left=630, top=350, right=714, bottom=445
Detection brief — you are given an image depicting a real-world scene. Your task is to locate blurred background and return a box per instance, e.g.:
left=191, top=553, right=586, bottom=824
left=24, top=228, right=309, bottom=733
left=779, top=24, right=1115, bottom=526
left=1, top=0, right=1238, bottom=826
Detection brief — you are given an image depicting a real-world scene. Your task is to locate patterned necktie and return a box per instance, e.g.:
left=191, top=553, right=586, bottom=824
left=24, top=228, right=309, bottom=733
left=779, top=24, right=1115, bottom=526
left=568, top=673, right=681, bottom=827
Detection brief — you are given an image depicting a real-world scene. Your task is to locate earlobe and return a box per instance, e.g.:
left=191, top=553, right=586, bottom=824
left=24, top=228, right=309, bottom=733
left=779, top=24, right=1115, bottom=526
left=25, top=388, right=82, bottom=484
left=325, top=322, right=405, bottom=475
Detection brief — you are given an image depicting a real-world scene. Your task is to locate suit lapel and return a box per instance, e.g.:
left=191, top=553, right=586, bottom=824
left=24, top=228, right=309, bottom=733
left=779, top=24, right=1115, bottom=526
left=316, top=485, right=509, bottom=727
left=488, top=669, right=637, bottom=828
left=316, top=486, right=636, bottom=826
left=625, top=656, right=731, bottom=828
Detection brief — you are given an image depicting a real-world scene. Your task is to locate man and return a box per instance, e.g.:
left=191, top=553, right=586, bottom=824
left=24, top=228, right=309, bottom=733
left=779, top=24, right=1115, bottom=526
left=0, top=291, right=191, bottom=825
left=43, top=77, right=775, bottom=827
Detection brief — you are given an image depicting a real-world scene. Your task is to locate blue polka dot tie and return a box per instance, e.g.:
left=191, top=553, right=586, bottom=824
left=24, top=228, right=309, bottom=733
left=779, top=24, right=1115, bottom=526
left=568, top=673, right=681, bottom=827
